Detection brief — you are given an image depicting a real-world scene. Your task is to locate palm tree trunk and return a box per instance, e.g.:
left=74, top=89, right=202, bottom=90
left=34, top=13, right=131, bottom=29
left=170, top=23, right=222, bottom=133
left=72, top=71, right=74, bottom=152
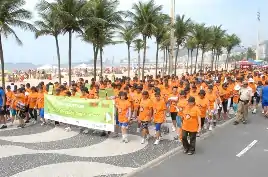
left=186, top=48, right=190, bottom=73
left=142, top=36, right=147, bottom=80
left=194, top=48, right=199, bottom=73
left=155, top=42, right=159, bottom=78
left=165, top=48, right=168, bottom=74
left=174, top=46, right=179, bottom=76
left=0, top=35, right=5, bottom=89
left=127, top=44, right=131, bottom=77
left=93, top=45, right=99, bottom=81
left=226, top=53, right=230, bottom=71
left=55, top=36, right=61, bottom=84
left=210, top=50, right=214, bottom=71
left=68, top=31, right=72, bottom=86
left=200, top=49, right=205, bottom=71
left=100, top=47, right=103, bottom=77
left=190, top=49, right=193, bottom=74
left=138, top=50, right=141, bottom=80
left=162, top=49, right=165, bottom=77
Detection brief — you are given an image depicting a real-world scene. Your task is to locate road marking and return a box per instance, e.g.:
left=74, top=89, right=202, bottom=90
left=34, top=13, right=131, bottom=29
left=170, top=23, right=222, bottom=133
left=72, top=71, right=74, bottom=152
left=236, top=140, right=258, bottom=157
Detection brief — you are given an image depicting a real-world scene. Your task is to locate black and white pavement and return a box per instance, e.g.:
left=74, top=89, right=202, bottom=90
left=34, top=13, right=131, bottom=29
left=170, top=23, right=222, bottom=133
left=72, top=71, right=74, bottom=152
left=134, top=112, right=268, bottom=177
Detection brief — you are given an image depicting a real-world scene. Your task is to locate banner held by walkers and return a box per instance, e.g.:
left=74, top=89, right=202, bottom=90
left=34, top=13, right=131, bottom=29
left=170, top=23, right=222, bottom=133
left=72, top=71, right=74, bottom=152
left=44, top=95, right=115, bottom=132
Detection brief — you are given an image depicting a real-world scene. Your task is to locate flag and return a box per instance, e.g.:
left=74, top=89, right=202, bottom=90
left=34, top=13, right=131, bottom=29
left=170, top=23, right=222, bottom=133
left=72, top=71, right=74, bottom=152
left=257, top=11, right=260, bottom=21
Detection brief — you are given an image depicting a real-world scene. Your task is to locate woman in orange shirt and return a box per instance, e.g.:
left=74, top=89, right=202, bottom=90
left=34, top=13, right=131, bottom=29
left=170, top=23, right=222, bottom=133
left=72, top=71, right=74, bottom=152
left=206, top=85, right=217, bottom=130
left=116, top=91, right=131, bottom=143
left=138, top=91, right=153, bottom=144
left=195, top=90, right=209, bottom=135
left=15, top=88, right=26, bottom=128
left=182, top=96, right=201, bottom=155
left=152, top=92, right=166, bottom=145
left=168, top=86, right=179, bottom=132
left=28, top=86, right=38, bottom=124
left=36, top=87, right=46, bottom=125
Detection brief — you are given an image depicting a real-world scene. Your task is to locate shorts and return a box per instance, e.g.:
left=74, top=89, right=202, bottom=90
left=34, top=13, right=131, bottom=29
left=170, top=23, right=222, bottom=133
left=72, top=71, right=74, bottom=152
left=170, top=112, right=178, bottom=121
left=141, top=121, right=149, bottom=129
left=39, top=108, right=44, bottom=118
left=119, top=122, right=128, bottom=128
left=251, top=95, right=261, bottom=104
left=5, top=105, right=10, bottom=115
left=155, top=123, right=161, bottom=131
left=262, top=100, right=268, bottom=107
left=233, top=103, right=238, bottom=112
left=0, top=108, right=4, bottom=115
left=176, top=116, right=182, bottom=128
left=201, top=117, right=205, bottom=128
left=25, top=105, right=29, bottom=113
left=10, top=109, right=16, bottom=116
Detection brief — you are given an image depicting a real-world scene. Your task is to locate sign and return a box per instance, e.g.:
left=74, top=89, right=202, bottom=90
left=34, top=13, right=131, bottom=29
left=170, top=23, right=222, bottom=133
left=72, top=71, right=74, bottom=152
left=98, top=89, right=107, bottom=98
left=106, top=88, right=114, bottom=97
left=44, top=95, right=115, bottom=131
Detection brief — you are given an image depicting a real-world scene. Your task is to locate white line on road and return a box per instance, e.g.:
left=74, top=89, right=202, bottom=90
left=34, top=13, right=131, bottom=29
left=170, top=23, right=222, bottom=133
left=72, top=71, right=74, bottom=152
left=236, top=140, right=258, bottom=157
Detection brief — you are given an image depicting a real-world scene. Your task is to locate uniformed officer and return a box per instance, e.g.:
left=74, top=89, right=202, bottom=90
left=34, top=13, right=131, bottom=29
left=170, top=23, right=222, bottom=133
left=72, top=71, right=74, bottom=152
left=233, top=80, right=253, bottom=125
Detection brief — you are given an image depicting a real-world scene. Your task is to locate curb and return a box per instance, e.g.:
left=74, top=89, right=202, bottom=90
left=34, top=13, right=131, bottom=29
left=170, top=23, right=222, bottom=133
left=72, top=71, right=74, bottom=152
left=123, top=118, right=234, bottom=177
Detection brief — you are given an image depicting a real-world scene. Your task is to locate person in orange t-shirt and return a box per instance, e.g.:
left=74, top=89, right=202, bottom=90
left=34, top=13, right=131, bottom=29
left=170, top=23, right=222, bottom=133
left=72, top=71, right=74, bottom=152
left=195, top=90, right=209, bottom=134
left=175, top=90, right=188, bottom=141
left=182, top=96, right=201, bottom=155
left=233, top=84, right=240, bottom=115
left=168, top=86, right=179, bottom=132
left=5, top=85, right=14, bottom=121
left=206, top=85, right=217, bottom=130
left=152, top=92, right=166, bottom=145
left=28, top=86, right=38, bottom=123
left=138, top=91, right=153, bottom=144
left=116, top=91, right=131, bottom=143
left=15, top=88, right=26, bottom=128
left=36, top=87, right=46, bottom=125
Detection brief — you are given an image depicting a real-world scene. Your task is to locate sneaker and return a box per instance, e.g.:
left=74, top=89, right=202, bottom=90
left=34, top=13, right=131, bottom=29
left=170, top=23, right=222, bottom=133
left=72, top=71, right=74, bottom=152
left=41, top=122, right=46, bottom=126
left=0, top=124, right=7, bottom=129
left=262, top=110, right=265, bottom=114
left=154, top=139, right=160, bottom=145
left=25, top=120, right=30, bottom=123
left=187, top=151, right=195, bottom=155
left=124, top=138, right=129, bottom=143
left=183, top=149, right=189, bottom=154
left=233, top=121, right=239, bottom=125
left=209, top=125, right=213, bottom=131
left=141, top=138, right=146, bottom=144
left=252, top=109, right=257, bottom=114
left=65, top=127, right=71, bottom=132
left=136, top=128, right=141, bottom=133
left=172, top=127, right=176, bottom=132
left=242, top=120, right=247, bottom=124
left=32, top=120, right=37, bottom=124
left=82, top=129, right=89, bottom=134
left=196, top=132, right=200, bottom=137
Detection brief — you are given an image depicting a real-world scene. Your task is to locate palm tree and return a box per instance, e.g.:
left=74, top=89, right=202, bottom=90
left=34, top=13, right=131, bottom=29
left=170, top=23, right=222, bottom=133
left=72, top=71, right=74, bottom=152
left=185, top=37, right=196, bottom=74
left=154, top=14, right=169, bottom=78
left=133, top=39, right=145, bottom=79
left=174, top=14, right=192, bottom=75
left=35, top=2, right=62, bottom=84
left=199, top=26, right=211, bottom=71
left=0, top=0, right=36, bottom=88
left=82, top=0, right=123, bottom=80
left=209, top=25, right=226, bottom=71
left=118, top=24, right=137, bottom=77
left=52, top=0, right=86, bottom=85
left=192, top=23, right=205, bottom=73
left=246, top=47, right=256, bottom=60
left=128, top=0, right=162, bottom=80
left=160, top=31, right=171, bottom=75
left=224, top=34, right=241, bottom=70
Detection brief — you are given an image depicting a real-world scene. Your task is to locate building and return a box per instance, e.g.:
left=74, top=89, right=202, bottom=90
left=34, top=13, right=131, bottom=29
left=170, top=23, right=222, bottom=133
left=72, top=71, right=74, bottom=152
left=258, top=40, right=268, bottom=60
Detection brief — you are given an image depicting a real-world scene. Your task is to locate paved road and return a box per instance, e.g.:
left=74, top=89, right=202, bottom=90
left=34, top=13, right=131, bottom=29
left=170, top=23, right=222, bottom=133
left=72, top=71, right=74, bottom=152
left=135, top=113, right=268, bottom=177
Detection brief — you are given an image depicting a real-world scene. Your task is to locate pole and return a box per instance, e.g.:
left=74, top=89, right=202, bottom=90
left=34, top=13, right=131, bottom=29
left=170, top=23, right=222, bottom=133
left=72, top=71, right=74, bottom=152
left=256, top=10, right=260, bottom=60
left=169, top=0, right=175, bottom=75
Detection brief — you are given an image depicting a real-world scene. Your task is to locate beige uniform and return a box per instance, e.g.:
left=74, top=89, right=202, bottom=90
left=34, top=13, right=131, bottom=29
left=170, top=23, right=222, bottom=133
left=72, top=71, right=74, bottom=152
left=236, top=87, right=253, bottom=122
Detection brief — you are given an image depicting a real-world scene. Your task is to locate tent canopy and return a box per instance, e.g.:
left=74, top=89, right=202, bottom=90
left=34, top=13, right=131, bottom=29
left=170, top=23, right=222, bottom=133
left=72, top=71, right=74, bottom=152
left=37, top=64, right=57, bottom=70
left=74, top=63, right=89, bottom=69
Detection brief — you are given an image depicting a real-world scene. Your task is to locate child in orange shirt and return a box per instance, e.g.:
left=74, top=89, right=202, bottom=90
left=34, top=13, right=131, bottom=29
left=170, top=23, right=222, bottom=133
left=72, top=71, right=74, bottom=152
left=36, top=87, right=45, bottom=125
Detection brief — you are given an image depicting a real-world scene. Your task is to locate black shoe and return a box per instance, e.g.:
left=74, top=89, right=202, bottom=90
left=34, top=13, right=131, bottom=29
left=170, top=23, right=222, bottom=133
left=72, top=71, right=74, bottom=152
left=233, top=121, right=239, bottom=125
left=187, top=151, right=195, bottom=155
left=100, top=131, right=107, bottom=137
left=0, top=124, right=7, bottom=129
left=25, top=120, right=30, bottom=123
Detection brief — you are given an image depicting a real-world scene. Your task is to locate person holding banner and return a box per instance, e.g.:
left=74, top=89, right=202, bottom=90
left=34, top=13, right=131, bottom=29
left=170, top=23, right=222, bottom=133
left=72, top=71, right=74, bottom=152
left=116, top=91, right=131, bottom=143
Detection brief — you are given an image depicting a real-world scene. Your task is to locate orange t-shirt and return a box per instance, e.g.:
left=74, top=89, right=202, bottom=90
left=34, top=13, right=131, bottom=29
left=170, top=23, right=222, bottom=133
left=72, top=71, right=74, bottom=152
left=36, top=92, right=44, bottom=109
left=182, top=105, right=201, bottom=132
left=189, top=90, right=199, bottom=98
left=132, top=92, right=142, bottom=109
left=206, top=92, right=217, bottom=110
left=28, top=92, right=38, bottom=108
left=219, top=88, right=230, bottom=101
left=177, top=98, right=188, bottom=117
left=6, top=91, right=14, bottom=106
left=139, top=98, right=153, bottom=121
left=233, top=90, right=239, bottom=104
left=195, top=97, right=209, bottom=118
left=116, top=99, right=131, bottom=123
left=153, top=100, right=166, bottom=123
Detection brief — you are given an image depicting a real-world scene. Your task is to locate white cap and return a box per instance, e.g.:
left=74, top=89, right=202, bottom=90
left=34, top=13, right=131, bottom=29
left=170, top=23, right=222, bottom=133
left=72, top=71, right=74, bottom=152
left=234, top=85, right=241, bottom=90
left=248, top=78, right=254, bottom=83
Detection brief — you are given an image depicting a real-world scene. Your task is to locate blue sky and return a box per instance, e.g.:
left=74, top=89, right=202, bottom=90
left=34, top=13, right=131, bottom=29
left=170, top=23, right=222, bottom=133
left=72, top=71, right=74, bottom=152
left=2, top=0, right=267, bottom=65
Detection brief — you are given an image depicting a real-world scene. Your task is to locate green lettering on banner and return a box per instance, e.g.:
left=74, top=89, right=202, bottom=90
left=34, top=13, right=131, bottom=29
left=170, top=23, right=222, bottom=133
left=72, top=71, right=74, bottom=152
left=106, top=88, right=114, bottom=97
left=44, top=95, right=115, bottom=132
left=98, top=89, right=107, bottom=98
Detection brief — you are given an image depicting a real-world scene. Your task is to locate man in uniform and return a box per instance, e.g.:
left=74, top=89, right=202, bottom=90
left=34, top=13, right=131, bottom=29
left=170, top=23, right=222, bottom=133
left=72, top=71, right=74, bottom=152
left=233, top=80, right=253, bottom=125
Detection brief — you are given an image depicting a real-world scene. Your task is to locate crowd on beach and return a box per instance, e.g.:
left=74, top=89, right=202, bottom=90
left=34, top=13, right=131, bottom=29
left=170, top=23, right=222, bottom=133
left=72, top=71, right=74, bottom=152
left=0, top=68, right=268, bottom=155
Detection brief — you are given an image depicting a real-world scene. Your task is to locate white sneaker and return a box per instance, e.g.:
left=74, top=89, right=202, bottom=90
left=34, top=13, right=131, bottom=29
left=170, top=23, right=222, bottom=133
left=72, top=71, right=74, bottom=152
left=83, top=129, right=89, bottom=134
left=136, top=128, right=141, bottom=133
left=172, top=127, right=176, bottom=132
left=252, top=109, right=257, bottom=114
left=124, top=138, right=129, bottom=143
left=32, top=120, right=37, bottom=124
left=41, top=122, right=46, bottom=126
left=65, top=127, right=71, bottom=132
left=141, top=138, right=146, bottom=144
left=154, top=139, right=160, bottom=145
left=209, top=125, right=213, bottom=131
left=262, top=110, right=265, bottom=114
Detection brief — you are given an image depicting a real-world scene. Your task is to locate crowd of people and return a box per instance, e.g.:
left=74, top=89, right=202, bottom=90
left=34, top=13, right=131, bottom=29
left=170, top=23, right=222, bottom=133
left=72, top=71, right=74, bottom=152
left=0, top=69, right=268, bottom=155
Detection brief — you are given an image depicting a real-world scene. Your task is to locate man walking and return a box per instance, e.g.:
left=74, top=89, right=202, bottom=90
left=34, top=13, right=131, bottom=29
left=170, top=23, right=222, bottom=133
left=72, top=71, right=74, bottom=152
left=233, top=81, right=253, bottom=125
